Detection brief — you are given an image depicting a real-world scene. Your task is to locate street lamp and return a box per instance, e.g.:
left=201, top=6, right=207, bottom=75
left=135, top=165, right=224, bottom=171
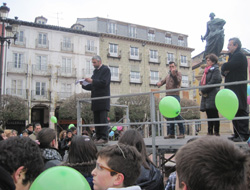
left=0, top=3, right=18, bottom=105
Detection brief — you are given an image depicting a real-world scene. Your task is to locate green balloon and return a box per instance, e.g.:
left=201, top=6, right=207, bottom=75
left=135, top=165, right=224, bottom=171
left=30, top=166, right=91, bottom=190
left=159, top=96, right=181, bottom=118
left=215, top=89, right=239, bottom=120
left=50, top=116, right=57, bottom=124
left=68, top=124, right=75, bottom=129
left=112, top=126, right=117, bottom=131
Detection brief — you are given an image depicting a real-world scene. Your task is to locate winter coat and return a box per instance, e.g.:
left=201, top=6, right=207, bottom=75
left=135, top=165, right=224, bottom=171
left=0, top=166, right=15, bottom=190
left=221, top=48, right=248, bottom=110
left=82, top=65, right=111, bottom=112
left=40, top=148, right=62, bottom=169
left=160, top=70, right=182, bottom=96
left=136, top=163, right=164, bottom=190
left=200, top=63, right=222, bottom=111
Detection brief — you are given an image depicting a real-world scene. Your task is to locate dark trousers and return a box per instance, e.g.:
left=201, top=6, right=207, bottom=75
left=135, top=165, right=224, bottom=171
left=93, top=110, right=108, bottom=140
left=232, top=109, right=249, bottom=139
left=167, top=95, right=184, bottom=135
left=206, top=109, right=220, bottom=134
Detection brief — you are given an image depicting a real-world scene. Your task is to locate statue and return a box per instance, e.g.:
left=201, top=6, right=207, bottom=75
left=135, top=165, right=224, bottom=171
left=201, top=13, right=226, bottom=60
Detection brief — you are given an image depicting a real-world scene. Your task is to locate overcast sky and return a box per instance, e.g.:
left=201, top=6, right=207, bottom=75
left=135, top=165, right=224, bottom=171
left=6, top=0, right=250, bottom=56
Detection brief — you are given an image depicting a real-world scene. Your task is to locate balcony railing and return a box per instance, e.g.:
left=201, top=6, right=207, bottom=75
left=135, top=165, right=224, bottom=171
left=31, top=90, right=51, bottom=101
left=35, top=39, right=49, bottom=49
left=14, top=37, right=26, bottom=47
left=128, top=52, right=142, bottom=61
left=57, top=67, right=76, bottom=78
left=6, top=88, right=27, bottom=99
left=82, top=68, right=94, bottom=78
left=179, top=60, right=190, bottom=68
left=85, top=46, right=97, bottom=54
left=32, top=65, right=51, bottom=76
left=57, top=92, right=73, bottom=100
left=149, top=55, right=161, bottom=64
left=107, top=50, right=122, bottom=59
left=111, top=73, right=122, bottom=82
left=7, top=62, right=27, bottom=74
left=129, top=75, right=143, bottom=84
left=61, top=42, right=74, bottom=52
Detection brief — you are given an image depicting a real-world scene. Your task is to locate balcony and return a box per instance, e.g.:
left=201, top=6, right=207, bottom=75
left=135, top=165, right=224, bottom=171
left=7, top=62, right=27, bottom=74
left=61, top=42, right=74, bottom=52
left=128, top=52, right=142, bottom=62
left=82, top=68, right=93, bottom=78
left=32, top=65, right=51, bottom=76
left=31, top=90, right=51, bottom=101
left=129, top=75, right=143, bottom=84
left=57, top=67, right=76, bottom=78
left=179, top=60, right=190, bottom=68
left=6, top=88, right=27, bottom=99
left=149, top=55, right=161, bottom=64
left=57, top=92, right=73, bottom=100
left=35, top=39, right=49, bottom=49
left=111, top=73, right=122, bottom=82
left=13, top=37, right=26, bottom=47
left=85, top=45, right=97, bottom=55
left=107, top=50, right=122, bottom=59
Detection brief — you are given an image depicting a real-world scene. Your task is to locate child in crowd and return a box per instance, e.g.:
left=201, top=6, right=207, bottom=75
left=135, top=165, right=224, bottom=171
left=91, top=143, right=142, bottom=190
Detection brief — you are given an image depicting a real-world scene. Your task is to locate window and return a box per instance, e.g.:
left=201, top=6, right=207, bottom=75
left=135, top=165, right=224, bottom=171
left=149, top=50, right=158, bottom=62
left=148, top=30, right=155, bottom=41
left=110, top=66, right=119, bottom=81
left=108, top=22, right=116, bottom=34
left=165, top=34, right=172, bottom=44
left=180, top=55, right=188, bottom=67
left=181, top=75, right=189, bottom=87
left=62, top=58, right=72, bottom=73
left=36, top=82, right=46, bottom=96
left=150, top=71, right=159, bottom=84
left=86, top=40, right=95, bottom=52
left=130, top=71, right=140, bottom=83
left=13, top=53, right=23, bottom=68
left=85, top=60, right=94, bottom=76
left=63, top=37, right=72, bottom=48
left=38, top=33, right=47, bottom=45
left=17, top=31, right=24, bottom=42
left=130, top=47, right=139, bottom=59
left=109, top=43, right=118, bottom=56
left=36, top=55, right=47, bottom=71
left=129, top=26, right=136, bottom=38
left=178, top=36, right=185, bottom=46
left=11, top=80, right=22, bottom=95
left=167, top=53, right=174, bottom=64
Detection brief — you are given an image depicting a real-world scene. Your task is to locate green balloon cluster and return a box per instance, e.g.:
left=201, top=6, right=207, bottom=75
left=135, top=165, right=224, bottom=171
left=215, top=89, right=239, bottom=120
left=30, top=166, right=91, bottom=190
left=159, top=96, right=181, bottom=118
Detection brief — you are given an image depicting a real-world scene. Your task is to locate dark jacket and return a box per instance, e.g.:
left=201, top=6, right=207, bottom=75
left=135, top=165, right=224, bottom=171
left=200, top=63, right=222, bottom=111
left=136, top=163, right=164, bottom=190
left=82, top=65, right=111, bottom=111
left=221, top=48, right=248, bottom=110
left=0, top=166, right=15, bottom=190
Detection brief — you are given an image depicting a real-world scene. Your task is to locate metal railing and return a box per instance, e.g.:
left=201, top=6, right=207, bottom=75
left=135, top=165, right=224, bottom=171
left=76, top=79, right=250, bottom=164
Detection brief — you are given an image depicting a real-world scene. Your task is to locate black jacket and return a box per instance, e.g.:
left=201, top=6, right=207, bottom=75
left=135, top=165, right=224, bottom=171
left=0, top=166, right=15, bottom=190
left=200, top=63, right=222, bottom=111
left=82, top=65, right=111, bottom=111
left=221, top=49, right=248, bottom=110
left=136, top=163, right=164, bottom=190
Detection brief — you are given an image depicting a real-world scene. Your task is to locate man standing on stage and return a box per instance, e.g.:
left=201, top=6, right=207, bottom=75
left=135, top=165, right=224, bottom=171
left=157, top=61, right=185, bottom=139
left=81, top=55, right=111, bottom=144
left=221, top=37, right=249, bottom=142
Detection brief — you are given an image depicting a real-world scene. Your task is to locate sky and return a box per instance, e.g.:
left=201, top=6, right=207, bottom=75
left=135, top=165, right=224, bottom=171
left=5, top=0, right=250, bottom=56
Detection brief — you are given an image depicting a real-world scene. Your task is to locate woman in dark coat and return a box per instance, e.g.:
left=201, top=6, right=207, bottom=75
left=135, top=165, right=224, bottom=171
left=200, top=54, right=222, bottom=135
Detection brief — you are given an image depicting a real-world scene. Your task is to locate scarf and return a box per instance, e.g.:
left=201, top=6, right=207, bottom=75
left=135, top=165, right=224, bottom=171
left=200, top=65, right=212, bottom=85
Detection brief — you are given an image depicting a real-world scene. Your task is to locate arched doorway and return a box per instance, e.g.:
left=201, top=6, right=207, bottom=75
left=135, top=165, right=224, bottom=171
left=31, top=104, right=49, bottom=127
